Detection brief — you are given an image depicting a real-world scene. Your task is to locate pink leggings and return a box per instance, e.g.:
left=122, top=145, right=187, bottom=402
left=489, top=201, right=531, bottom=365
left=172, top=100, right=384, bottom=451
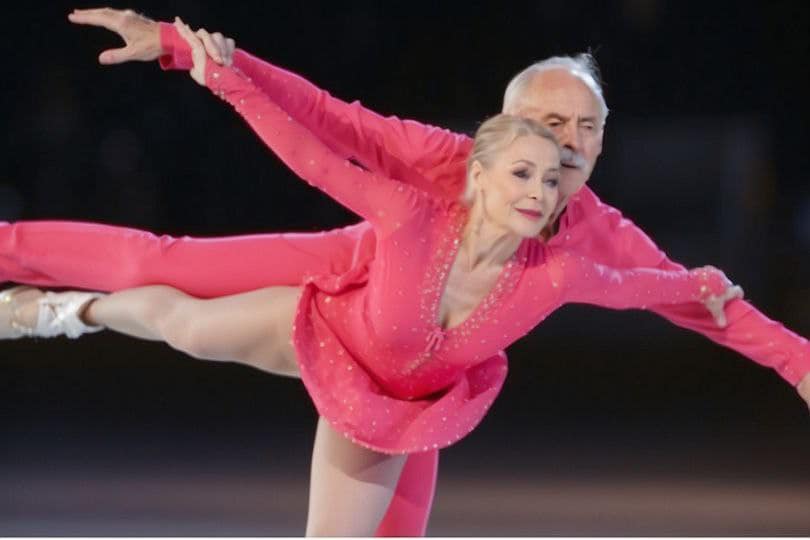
left=0, top=219, right=437, bottom=536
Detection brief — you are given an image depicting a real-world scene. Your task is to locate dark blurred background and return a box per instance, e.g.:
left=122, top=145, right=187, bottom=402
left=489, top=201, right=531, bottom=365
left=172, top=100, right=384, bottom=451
left=1, top=0, right=809, bottom=535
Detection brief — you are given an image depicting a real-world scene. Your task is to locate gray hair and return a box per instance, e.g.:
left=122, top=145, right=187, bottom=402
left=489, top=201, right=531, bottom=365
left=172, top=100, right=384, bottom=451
left=502, top=53, right=609, bottom=125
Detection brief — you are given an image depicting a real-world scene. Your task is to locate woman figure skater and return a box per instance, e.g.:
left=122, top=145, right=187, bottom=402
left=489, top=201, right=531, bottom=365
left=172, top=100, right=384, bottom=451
left=1, top=20, right=755, bottom=536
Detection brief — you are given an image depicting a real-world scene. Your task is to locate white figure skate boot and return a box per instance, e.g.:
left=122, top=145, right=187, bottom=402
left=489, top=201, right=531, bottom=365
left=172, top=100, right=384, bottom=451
left=0, top=286, right=105, bottom=339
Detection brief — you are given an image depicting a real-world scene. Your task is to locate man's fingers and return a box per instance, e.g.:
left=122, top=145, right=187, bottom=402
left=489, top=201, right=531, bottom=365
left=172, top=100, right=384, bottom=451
left=67, top=8, right=121, bottom=32
left=98, top=46, right=135, bottom=65
left=796, top=374, right=810, bottom=413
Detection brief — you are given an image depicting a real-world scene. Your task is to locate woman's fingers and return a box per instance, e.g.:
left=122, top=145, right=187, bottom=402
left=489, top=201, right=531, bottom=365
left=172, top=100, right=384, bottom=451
left=725, top=284, right=744, bottom=302
left=212, top=32, right=235, bottom=66
left=708, top=297, right=727, bottom=328
left=195, top=28, right=224, bottom=64
left=190, top=28, right=235, bottom=66
left=174, top=17, right=206, bottom=85
left=703, top=284, right=744, bottom=328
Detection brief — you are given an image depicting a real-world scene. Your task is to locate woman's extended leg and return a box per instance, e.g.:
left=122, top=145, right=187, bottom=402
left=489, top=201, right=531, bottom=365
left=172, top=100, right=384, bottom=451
left=4, top=284, right=438, bottom=534
left=4, top=284, right=302, bottom=376
left=305, top=416, right=407, bottom=536
left=85, top=285, right=302, bottom=376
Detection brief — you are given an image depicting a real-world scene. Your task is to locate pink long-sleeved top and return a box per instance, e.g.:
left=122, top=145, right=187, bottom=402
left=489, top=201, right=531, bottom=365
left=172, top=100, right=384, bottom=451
left=154, top=24, right=810, bottom=388
left=201, top=58, right=728, bottom=453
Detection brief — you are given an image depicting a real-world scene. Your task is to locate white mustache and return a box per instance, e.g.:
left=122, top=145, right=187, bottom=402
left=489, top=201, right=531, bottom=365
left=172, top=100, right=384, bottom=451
left=560, top=148, right=587, bottom=169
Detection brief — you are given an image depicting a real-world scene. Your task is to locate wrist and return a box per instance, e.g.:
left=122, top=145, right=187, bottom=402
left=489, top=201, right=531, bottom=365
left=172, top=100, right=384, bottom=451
left=158, top=21, right=193, bottom=70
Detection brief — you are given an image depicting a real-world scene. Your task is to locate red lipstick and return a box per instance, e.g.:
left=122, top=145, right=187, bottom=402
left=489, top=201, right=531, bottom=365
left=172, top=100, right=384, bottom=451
left=516, top=208, right=544, bottom=220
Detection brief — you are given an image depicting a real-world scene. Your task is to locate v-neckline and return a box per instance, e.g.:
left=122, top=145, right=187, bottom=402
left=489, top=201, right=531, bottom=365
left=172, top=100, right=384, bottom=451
left=425, top=206, right=525, bottom=335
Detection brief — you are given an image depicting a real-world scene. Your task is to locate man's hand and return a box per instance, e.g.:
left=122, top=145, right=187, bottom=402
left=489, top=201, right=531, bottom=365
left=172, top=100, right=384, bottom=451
left=798, top=373, right=810, bottom=413
left=68, top=8, right=236, bottom=67
left=68, top=8, right=162, bottom=64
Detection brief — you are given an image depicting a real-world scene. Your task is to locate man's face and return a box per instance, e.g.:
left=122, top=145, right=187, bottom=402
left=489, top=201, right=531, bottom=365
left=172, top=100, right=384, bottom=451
left=505, top=69, right=605, bottom=216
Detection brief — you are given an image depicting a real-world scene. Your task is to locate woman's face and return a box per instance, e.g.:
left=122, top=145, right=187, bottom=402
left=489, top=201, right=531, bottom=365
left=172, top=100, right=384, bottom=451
left=470, top=134, right=561, bottom=238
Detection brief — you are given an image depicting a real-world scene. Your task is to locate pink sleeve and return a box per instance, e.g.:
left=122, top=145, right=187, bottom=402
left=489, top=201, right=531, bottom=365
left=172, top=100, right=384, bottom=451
left=158, top=22, right=193, bottom=71
left=205, top=63, right=422, bottom=235
left=579, top=196, right=810, bottom=386
left=158, top=22, right=470, bottom=200
left=552, top=249, right=728, bottom=309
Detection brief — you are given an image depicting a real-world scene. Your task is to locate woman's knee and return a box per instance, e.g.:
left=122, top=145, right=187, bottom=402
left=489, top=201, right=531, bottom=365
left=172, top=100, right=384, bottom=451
left=153, top=292, right=217, bottom=360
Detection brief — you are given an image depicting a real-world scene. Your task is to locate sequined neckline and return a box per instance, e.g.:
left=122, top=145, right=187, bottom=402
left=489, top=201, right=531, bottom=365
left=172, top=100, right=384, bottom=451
left=420, top=205, right=527, bottom=338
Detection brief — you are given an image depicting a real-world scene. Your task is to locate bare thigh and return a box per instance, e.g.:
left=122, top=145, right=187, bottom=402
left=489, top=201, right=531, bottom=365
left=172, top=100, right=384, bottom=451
left=85, top=284, right=303, bottom=378
left=305, top=417, right=407, bottom=536
left=163, top=285, right=303, bottom=378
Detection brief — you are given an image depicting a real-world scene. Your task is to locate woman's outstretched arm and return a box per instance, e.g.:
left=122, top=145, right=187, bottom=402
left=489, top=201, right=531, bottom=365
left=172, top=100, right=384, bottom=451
left=174, top=20, right=424, bottom=237
left=158, top=21, right=471, bottom=199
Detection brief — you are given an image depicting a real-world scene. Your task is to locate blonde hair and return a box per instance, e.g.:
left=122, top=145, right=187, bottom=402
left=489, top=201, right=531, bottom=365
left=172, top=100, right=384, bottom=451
left=463, top=114, right=559, bottom=204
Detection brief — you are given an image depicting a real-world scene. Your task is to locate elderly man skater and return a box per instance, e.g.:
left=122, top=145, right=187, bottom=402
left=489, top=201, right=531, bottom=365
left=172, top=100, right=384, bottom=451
left=1, top=6, right=808, bottom=536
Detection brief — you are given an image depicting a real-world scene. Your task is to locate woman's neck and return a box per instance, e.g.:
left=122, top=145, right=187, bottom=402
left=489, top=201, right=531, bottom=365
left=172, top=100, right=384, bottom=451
left=458, top=199, right=522, bottom=271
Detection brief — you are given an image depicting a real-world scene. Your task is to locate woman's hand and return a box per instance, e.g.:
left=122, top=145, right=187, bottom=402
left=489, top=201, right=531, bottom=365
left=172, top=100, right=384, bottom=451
left=194, top=28, right=236, bottom=66
left=702, top=283, right=744, bottom=328
left=173, top=18, right=208, bottom=86
left=693, top=265, right=743, bottom=328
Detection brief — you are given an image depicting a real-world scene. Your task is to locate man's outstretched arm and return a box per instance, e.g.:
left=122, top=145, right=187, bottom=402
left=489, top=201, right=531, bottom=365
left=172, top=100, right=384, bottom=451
left=68, top=7, right=471, bottom=199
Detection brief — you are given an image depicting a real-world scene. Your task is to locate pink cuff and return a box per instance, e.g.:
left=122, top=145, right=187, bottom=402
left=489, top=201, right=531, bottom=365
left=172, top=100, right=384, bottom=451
left=205, top=61, right=242, bottom=99
left=158, top=21, right=193, bottom=71
left=780, top=351, right=810, bottom=387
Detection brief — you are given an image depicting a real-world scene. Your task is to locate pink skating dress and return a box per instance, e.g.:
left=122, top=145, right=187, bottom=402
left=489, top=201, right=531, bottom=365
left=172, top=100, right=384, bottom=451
left=204, top=62, right=729, bottom=454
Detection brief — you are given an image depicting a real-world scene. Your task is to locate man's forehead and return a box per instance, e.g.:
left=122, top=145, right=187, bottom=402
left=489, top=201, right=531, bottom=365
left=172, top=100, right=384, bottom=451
left=518, top=69, right=602, bottom=116
left=504, top=133, right=559, bottom=157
